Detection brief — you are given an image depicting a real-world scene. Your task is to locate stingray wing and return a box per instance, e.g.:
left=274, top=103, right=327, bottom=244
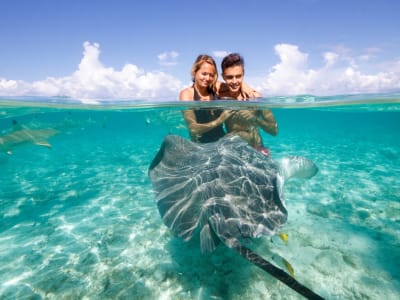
left=148, top=135, right=213, bottom=241
left=148, top=135, right=288, bottom=248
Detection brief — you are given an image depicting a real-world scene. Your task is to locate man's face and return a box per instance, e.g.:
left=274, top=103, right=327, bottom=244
left=222, top=65, right=244, bottom=94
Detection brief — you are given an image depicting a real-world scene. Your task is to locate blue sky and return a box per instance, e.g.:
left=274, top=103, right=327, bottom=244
left=1, top=0, right=399, bottom=100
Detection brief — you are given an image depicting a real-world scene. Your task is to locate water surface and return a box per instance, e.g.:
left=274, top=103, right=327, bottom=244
left=0, top=94, right=399, bottom=299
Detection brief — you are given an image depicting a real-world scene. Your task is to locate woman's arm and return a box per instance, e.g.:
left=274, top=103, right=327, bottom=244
left=215, top=81, right=261, bottom=100
left=241, top=82, right=262, bottom=99
left=181, top=110, right=229, bottom=140
left=180, top=87, right=231, bottom=140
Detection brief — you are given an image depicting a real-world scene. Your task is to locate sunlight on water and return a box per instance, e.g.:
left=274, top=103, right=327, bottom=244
left=0, top=94, right=399, bottom=299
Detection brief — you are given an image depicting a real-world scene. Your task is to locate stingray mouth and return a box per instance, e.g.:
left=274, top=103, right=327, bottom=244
left=148, top=141, right=166, bottom=171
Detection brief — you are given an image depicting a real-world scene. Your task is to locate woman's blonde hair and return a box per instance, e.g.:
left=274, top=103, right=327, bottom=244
left=190, top=54, right=218, bottom=89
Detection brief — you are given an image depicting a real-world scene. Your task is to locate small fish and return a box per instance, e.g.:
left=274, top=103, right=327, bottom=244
left=278, top=232, right=289, bottom=244
left=283, top=257, right=295, bottom=277
left=270, top=232, right=289, bottom=245
left=272, top=254, right=295, bottom=277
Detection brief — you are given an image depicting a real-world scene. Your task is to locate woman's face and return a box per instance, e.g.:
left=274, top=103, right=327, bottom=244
left=195, top=62, right=216, bottom=88
left=222, top=65, right=244, bottom=94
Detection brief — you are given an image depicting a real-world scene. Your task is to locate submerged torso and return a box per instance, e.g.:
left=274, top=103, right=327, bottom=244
left=193, top=87, right=225, bottom=143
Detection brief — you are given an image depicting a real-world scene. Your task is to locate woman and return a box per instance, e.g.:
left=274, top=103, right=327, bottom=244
left=179, top=54, right=231, bottom=143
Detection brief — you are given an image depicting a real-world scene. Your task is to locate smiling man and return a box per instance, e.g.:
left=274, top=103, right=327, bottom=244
left=217, top=53, right=278, bottom=154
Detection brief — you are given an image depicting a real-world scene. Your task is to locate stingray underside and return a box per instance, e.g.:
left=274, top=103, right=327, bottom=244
left=148, top=134, right=288, bottom=251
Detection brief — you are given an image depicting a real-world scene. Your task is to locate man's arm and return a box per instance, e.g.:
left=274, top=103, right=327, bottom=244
left=255, top=110, right=278, bottom=136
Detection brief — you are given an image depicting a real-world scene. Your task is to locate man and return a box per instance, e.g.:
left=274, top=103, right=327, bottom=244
left=217, top=53, right=278, bottom=153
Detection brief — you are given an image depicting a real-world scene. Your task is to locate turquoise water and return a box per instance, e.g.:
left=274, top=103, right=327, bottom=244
left=0, top=95, right=399, bottom=299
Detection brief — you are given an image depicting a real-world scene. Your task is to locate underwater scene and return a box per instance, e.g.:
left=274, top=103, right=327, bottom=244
left=0, top=94, right=399, bottom=299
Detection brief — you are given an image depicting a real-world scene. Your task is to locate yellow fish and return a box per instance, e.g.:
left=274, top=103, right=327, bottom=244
left=278, top=232, right=289, bottom=244
left=282, top=257, right=295, bottom=277
left=272, top=254, right=295, bottom=277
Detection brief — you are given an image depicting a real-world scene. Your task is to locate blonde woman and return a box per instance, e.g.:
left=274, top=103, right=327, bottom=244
left=179, top=54, right=231, bottom=143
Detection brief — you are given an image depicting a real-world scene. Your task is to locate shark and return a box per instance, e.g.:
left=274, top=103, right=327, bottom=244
left=0, top=124, right=58, bottom=155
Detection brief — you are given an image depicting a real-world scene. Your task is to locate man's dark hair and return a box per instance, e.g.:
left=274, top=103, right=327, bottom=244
left=221, top=53, right=244, bottom=72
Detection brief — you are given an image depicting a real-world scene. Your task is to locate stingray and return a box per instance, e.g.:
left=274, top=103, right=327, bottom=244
left=148, top=134, right=324, bottom=299
left=0, top=123, right=58, bottom=155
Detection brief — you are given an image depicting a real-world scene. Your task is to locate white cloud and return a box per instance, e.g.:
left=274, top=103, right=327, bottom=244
left=323, top=52, right=338, bottom=67
left=0, top=42, right=183, bottom=102
left=0, top=78, right=18, bottom=90
left=158, top=51, right=179, bottom=66
left=213, top=51, right=230, bottom=58
left=1, top=42, right=399, bottom=100
left=258, top=43, right=400, bottom=96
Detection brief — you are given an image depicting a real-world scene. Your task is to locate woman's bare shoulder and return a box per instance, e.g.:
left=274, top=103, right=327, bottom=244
left=179, top=86, right=194, bottom=101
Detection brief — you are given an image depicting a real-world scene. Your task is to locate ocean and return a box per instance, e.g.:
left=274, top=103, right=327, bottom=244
left=0, top=94, right=399, bottom=299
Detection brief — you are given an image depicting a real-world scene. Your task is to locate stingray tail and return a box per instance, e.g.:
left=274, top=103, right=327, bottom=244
left=230, top=242, right=325, bottom=300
